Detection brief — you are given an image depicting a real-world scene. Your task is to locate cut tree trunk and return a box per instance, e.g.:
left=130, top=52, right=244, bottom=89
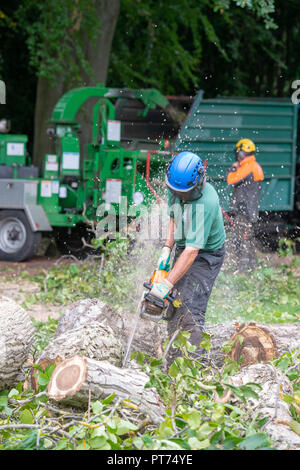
left=53, top=298, right=300, bottom=368
left=205, top=321, right=300, bottom=369
left=0, top=296, right=34, bottom=390
left=47, top=355, right=164, bottom=424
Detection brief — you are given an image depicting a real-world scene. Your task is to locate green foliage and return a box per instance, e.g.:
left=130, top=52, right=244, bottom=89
left=30, top=318, right=58, bottom=357
left=278, top=237, right=300, bottom=257
left=15, top=0, right=99, bottom=86
left=207, top=259, right=300, bottom=324
left=26, top=236, right=134, bottom=309
left=108, top=0, right=277, bottom=95
left=1, top=323, right=299, bottom=450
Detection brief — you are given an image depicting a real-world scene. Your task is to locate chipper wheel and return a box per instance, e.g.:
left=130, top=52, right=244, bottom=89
left=0, top=210, right=41, bottom=262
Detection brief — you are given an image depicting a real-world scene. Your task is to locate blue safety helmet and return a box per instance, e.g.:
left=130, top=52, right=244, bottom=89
left=165, top=151, right=206, bottom=201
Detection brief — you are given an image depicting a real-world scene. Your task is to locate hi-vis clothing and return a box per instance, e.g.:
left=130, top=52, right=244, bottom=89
left=227, top=155, right=264, bottom=222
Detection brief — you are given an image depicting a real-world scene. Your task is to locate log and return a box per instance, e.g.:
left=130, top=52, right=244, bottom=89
left=53, top=298, right=300, bottom=368
left=55, top=298, right=125, bottom=339
left=47, top=355, right=164, bottom=424
left=37, top=322, right=123, bottom=367
left=55, top=298, right=167, bottom=359
left=0, top=296, right=34, bottom=390
left=223, top=363, right=300, bottom=450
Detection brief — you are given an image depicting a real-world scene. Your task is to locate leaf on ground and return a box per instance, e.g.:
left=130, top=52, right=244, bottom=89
left=288, top=420, right=300, bottom=436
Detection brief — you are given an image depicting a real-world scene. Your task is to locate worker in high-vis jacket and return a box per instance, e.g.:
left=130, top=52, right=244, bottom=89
left=227, top=138, right=264, bottom=273
left=149, top=151, right=226, bottom=368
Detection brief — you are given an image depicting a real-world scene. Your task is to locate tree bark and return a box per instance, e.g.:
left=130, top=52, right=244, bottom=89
left=0, top=296, right=34, bottom=391
left=54, top=298, right=167, bottom=359
left=33, top=77, right=65, bottom=168
left=48, top=355, right=164, bottom=424
left=33, top=0, right=120, bottom=167
left=224, top=363, right=300, bottom=450
left=37, top=321, right=123, bottom=367
left=82, top=0, right=120, bottom=86
left=54, top=298, right=300, bottom=368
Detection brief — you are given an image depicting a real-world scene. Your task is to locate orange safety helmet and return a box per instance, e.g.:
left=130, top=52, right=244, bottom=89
left=235, top=138, right=256, bottom=161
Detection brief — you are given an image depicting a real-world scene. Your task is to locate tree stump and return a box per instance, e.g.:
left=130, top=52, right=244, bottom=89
left=206, top=321, right=300, bottom=368
left=47, top=355, right=164, bottom=424
left=227, top=322, right=278, bottom=367
left=0, top=296, right=34, bottom=390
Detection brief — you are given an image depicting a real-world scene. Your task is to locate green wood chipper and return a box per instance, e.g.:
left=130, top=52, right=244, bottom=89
left=0, top=84, right=177, bottom=261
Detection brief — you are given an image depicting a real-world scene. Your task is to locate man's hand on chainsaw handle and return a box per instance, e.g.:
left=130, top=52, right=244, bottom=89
left=157, top=246, right=171, bottom=271
left=150, top=278, right=174, bottom=300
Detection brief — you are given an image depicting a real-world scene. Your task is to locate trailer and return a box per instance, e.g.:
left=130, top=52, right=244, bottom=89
left=175, top=92, right=300, bottom=249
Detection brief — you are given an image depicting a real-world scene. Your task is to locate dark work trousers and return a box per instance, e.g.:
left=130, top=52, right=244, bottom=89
left=231, top=214, right=257, bottom=272
left=166, top=244, right=225, bottom=368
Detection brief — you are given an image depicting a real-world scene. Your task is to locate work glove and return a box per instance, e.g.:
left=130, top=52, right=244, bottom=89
left=150, top=278, right=174, bottom=300
left=157, top=246, right=171, bottom=271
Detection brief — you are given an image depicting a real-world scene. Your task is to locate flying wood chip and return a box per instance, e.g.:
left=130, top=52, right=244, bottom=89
left=48, top=355, right=87, bottom=401
left=229, top=322, right=278, bottom=367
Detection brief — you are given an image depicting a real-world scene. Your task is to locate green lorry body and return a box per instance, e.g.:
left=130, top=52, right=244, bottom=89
left=175, top=92, right=298, bottom=212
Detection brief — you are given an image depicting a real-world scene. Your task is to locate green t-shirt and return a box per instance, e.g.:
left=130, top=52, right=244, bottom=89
left=167, top=182, right=226, bottom=251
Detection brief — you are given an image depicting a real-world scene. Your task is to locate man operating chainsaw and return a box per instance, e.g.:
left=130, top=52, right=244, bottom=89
left=151, top=151, right=226, bottom=368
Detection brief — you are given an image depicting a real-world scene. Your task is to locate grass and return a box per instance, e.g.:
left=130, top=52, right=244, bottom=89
left=4, top=236, right=299, bottom=326
left=206, top=258, right=300, bottom=325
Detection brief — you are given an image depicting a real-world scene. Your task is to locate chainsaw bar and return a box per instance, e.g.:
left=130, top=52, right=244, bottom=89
left=139, top=297, right=164, bottom=321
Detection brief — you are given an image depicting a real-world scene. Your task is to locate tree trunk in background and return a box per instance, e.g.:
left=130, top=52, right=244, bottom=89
left=33, top=77, right=65, bottom=168
left=33, top=0, right=120, bottom=167
left=83, top=0, right=120, bottom=86
left=78, top=0, right=120, bottom=152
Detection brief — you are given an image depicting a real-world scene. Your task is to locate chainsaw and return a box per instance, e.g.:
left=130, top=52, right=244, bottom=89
left=122, top=269, right=179, bottom=367
left=140, top=269, right=178, bottom=321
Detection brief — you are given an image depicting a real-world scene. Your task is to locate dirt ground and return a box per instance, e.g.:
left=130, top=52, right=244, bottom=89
left=0, top=250, right=298, bottom=322
left=0, top=255, right=70, bottom=321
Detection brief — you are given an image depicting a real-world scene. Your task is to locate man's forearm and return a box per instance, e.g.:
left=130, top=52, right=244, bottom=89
left=166, top=247, right=199, bottom=285
left=164, top=217, right=175, bottom=249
